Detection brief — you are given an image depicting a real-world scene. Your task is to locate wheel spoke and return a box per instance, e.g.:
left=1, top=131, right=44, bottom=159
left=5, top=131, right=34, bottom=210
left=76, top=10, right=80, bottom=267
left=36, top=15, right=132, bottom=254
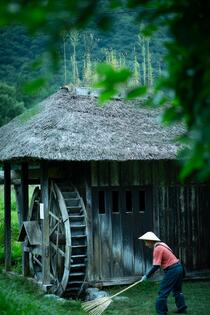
left=51, top=182, right=57, bottom=199
left=56, top=222, right=59, bottom=248
left=33, top=256, right=42, bottom=267
left=50, top=272, right=57, bottom=281
left=49, top=221, right=59, bottom=236
left=55, top=222, right=60, bottom=279
left=50, top=241, right=65, bottom=257
left=49, top=211, right=60, bottom=222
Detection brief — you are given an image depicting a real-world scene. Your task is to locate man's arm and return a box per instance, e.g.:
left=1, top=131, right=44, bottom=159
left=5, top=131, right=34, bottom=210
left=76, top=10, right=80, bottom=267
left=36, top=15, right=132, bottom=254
left=146, top=265, right=160, bottom=278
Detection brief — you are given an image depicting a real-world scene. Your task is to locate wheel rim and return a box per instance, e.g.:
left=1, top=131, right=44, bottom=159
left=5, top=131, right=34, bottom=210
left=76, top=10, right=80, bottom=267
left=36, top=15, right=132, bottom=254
left=28, top=182, right=88, bottom=297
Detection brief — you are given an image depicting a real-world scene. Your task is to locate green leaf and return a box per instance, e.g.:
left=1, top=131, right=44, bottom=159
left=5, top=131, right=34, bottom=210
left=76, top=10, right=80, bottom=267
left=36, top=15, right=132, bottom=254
left=141, top=23, right=157, bottom=37
left=96, top=63, right=113, bottom=76
left=162, top=107, right=180, bottom=124
left=98, top=89, right=116, bottom=104
left=179, top=144, right=204, bottom=180
left=95, top=63, right=132, bottom=102
left=23, top=77, right=46, bottom=94
left=126, top=86, right=147, bottom=99
left=96, top=64, right=131, bottom=84
left=109, top=0, right=122, bottom=9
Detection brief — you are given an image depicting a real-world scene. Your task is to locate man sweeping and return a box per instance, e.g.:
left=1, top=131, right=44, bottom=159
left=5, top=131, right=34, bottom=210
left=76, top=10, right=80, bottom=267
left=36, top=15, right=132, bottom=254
left=139, top=231, right=187, bottom=314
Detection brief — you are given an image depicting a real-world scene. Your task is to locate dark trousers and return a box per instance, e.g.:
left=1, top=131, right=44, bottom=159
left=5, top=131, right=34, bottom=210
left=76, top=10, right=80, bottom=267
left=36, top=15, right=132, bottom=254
left=156, top=263, right=187, bottom=315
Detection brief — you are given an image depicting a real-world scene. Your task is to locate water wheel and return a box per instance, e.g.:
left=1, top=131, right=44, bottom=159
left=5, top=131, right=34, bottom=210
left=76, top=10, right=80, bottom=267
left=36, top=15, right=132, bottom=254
left=28, top=182, right=88, bottom=297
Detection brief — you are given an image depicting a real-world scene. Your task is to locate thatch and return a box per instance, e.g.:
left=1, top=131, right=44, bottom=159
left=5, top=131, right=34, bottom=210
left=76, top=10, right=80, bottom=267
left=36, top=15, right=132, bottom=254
left=0, top=89, right=184, bottom=162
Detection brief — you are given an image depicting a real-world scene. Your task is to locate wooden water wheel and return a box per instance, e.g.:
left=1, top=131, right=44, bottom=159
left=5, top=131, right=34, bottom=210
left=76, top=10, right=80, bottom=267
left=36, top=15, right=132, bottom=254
left=28, top=182, right=88, bottom=297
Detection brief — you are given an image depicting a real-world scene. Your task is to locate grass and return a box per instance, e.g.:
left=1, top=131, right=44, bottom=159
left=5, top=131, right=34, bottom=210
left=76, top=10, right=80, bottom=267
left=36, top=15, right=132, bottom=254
left=106, top=280, right=210, bottom=315
left=0, top=186, right=22, bottom=272
left=0, top=272, right=84, bottom=315
left=0, top=272, right=210, bottom=315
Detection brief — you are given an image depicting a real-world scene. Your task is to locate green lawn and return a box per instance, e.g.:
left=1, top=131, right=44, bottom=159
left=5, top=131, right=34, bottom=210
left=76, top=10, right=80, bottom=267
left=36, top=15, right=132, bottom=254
left=0, top=273, right=210, bottom=315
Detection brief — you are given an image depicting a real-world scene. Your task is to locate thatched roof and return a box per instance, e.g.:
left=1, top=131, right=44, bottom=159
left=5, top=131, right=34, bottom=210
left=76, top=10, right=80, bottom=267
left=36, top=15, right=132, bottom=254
left=0, top=88, right=184, bottom=162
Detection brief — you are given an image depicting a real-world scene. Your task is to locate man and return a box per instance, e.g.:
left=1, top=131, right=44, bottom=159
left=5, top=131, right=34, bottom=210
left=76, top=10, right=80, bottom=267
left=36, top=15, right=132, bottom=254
left=139, top=231, right=187, bottom=314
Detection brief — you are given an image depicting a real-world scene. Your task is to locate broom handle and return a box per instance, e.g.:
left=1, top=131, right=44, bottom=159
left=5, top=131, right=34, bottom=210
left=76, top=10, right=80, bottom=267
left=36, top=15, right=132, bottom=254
left=111, top=279, right=142, bottom=299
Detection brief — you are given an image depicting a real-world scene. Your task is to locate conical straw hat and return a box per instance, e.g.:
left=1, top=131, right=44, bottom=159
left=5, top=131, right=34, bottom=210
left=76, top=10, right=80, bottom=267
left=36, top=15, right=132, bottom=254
left=138, top=231, right=160, bottom=241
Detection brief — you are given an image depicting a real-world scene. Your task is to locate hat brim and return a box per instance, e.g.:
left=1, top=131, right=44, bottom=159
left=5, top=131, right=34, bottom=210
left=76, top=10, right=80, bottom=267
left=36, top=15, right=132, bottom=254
left=138, top=231, right=161, bottom=242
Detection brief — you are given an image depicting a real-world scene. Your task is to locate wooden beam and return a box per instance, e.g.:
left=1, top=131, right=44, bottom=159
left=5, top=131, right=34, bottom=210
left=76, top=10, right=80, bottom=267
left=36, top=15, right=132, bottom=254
left=21, top=163, right=29, bottom=222
left=85, top=164, right=94, bottom=282
left=21, top=162, right=30, bottom=276
left=40, top=161, right=51, bottom=286
left=0, top=166, right=67, bottom=185
left=4, top=162, right=11, bottom=271
left=0, top=170, right=21, bottom=185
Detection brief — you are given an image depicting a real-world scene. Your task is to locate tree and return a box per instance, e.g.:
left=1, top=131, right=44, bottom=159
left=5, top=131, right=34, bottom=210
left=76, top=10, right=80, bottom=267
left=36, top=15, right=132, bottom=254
left=0, top=0, right=209, bottom=179
left=0, top=82, right=25, bottom=126
left=132, top=47, right=141, bottom=86
left=138, top=32, right=146, bottom=86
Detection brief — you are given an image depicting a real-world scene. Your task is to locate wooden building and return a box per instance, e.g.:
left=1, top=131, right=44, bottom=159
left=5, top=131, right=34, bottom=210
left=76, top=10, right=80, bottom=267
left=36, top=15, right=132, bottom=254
left=0, top=87, right=210, bottom=297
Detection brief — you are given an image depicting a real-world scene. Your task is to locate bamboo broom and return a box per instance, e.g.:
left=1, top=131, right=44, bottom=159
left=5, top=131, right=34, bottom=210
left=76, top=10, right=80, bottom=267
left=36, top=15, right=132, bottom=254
left=82, top=278, right=143, bottom=315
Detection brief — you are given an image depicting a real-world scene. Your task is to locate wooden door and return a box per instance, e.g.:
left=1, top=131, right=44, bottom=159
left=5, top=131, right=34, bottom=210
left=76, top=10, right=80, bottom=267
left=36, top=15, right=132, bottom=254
left=91, top=186, right=153, bottom=285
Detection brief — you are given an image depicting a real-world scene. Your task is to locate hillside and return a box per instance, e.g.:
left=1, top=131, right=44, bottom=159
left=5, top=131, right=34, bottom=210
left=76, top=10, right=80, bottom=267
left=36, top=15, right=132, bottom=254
left=0, top=12, right=168, bottom=125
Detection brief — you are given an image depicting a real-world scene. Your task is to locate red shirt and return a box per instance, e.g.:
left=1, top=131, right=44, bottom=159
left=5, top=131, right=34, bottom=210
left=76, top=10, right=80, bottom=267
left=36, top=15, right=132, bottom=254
left=153, top=242, right=179, bottom=270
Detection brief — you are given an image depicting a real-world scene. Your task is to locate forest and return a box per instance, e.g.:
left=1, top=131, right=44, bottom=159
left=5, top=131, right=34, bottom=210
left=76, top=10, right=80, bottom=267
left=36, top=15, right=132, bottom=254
left=0, top=11, right=167, bottom=126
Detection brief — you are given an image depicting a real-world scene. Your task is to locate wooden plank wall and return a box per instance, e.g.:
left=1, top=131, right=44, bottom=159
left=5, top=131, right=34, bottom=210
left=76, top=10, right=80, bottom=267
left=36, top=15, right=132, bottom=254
left=91, top=188, right=151, bottom=284
left=156, top=184, right=210, bottom=270
left=90, top=161, right=154, bottom=283
left=90, top=160, right=210, bottom=283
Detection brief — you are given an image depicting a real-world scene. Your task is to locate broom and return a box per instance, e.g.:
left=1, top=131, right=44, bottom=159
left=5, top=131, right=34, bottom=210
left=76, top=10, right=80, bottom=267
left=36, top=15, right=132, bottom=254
left=82, top=278, right=144, bottom=315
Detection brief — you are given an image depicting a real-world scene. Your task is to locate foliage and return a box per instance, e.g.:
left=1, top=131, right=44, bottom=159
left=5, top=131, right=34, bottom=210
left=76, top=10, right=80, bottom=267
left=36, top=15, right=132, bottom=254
left=0, top=1, right=209, bottom=179
left=95, top=63, right=131, bottom=103
left=0, top=82, right=25, bottom=127
left=146, top=1, right=210, bottom=180
left=0, top=24, right=66, bottom=119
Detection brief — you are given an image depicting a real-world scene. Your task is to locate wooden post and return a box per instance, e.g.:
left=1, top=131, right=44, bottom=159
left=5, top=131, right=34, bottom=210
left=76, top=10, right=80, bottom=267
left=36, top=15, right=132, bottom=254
left=40, top=161, right=51, bottom=287
left=4, top=162, right=11, bottom=271
left=14, top=184, right=22, bottom=228
left=85, top=164, right=94, bottom=281
left=21, top=162, right=30, bottom=276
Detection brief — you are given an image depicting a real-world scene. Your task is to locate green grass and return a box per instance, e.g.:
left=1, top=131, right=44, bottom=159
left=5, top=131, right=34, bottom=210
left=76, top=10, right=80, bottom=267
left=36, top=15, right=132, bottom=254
left=0, top=186, right=22, bottom=272
left=0, top=273, right=84, bottom=315
left=0, top=273, right=210, bottom=315
left=106, top=280, right=210, bottom=315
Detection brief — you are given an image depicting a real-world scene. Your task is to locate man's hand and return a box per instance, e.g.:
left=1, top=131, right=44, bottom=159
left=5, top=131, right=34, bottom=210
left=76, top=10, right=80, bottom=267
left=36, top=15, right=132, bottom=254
left=140, top=275, right=147, bottom=282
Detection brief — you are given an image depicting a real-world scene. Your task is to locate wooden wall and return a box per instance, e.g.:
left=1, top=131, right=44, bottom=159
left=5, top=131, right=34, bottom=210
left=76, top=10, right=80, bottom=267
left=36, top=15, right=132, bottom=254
left=21, top=160, right=210, bottom=284
left=90, top=187, right=152, bottom=284
left=155, top=185, right=210, bottom=271
left=88, top=160, right=210, bottom=284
